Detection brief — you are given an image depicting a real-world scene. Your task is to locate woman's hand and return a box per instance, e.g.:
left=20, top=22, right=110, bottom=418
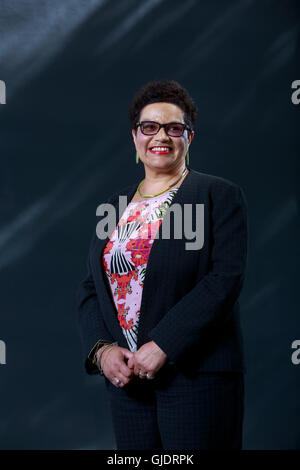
left=127, top=341, right=168, bottom=379
left=100, top=345, right=135, bottom=387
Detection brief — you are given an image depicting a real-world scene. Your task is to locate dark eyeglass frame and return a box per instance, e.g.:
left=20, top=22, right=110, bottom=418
left=135, top=120, right=192, bottom=137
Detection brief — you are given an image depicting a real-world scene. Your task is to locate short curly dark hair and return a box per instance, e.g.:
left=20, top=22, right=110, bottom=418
left=129, top=79, right=197, bottom=134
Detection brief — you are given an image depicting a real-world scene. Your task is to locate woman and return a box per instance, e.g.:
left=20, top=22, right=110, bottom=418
left=76, top=79, right=248, bottom=450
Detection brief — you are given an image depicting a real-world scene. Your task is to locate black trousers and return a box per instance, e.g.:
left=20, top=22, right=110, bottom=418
left=104, top=363, right=244, bottom=450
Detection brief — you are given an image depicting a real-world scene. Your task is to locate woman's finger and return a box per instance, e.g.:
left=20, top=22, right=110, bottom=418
left=119, top=362, right=134, bottom=379
left=111, top=371, right=131, bottom=387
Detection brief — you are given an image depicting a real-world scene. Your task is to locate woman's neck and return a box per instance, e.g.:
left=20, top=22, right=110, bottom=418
left=141, top=165, right=188, bottom=195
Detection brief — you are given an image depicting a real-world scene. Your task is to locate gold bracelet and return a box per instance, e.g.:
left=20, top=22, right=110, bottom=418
left=95, top=342, right=118, bottom=369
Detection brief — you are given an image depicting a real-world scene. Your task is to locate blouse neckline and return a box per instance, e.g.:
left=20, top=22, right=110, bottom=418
left=128, top=187, right=178, bottom=205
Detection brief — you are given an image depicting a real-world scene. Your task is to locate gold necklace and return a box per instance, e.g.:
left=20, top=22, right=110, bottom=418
left=137, top=167, right=188, bottom=198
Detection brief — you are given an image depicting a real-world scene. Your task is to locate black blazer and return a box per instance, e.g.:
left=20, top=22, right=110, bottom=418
left=76, top=167, right=248, bottom=376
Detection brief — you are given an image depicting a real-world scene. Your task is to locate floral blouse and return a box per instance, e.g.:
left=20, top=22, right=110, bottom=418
left=102, top=187, right=178, bottom=352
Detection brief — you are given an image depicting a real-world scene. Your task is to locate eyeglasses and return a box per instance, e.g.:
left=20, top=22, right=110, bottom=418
left=136, top=120, right=192, bottom=137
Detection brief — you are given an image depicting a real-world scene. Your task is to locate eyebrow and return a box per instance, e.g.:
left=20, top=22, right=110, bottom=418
left=141, top=120, right=185, bottom=124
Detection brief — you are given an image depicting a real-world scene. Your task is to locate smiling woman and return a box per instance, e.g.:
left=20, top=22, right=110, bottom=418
left=129, top=99, right=194, bottom=202
left=138, top=120, right=192, bottom=159
left=76, top=78, right=248, bottom=450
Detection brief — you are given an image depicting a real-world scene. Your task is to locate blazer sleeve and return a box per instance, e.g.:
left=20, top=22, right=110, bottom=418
left=76, top=184, right=135, bottom=375
left=76, top=229, right=115, bottom=375
left=148, top=181, right=248, bottom=363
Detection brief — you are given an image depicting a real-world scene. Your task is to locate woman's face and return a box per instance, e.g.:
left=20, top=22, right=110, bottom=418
left=131, top=102, right=194, bottom=172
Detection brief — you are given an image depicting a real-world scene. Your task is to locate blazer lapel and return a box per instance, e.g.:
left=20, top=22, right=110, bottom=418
left=136, top=167, right=196, bottom=347
left=90, top=183, right=138, bottom=348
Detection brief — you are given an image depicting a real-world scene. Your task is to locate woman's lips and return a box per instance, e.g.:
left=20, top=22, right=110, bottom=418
left=149, top=148, right=172, bottom=155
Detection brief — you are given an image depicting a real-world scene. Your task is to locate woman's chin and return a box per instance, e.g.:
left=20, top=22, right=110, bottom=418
left=145, top=161, right=173, bottom=171
left=144, top=155, right=176, bottom=167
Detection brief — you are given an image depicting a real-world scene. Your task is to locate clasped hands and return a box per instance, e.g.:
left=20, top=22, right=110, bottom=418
left=100, top=340, right=168, bottom=387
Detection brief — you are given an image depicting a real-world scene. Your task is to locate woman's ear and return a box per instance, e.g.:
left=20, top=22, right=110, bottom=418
left=189, top=131, right=195, bottom=145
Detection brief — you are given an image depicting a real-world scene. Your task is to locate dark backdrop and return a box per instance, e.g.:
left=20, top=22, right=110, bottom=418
left=0, top=0, right=299, bottom=449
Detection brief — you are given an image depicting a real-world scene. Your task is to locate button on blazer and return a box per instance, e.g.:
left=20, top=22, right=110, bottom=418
left=76, top=167, right=248, bottom=376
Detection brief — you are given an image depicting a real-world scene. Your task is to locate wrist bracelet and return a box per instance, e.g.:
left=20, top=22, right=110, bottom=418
left=94, top=341, right=118, bottom=371
left=97, top=344, right=113, bottom=364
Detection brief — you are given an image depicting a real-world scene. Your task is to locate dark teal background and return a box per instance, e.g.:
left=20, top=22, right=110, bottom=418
left=0, top=0, right=299, bottom=449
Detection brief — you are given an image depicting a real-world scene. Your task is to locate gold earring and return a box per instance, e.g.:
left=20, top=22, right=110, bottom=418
left=136, top=152, right=139, bottom=164
left=186, top=151, right=189, bottom=165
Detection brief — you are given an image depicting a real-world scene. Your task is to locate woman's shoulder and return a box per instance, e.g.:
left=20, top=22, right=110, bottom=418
left=190, top=168, right=246, bottom=206
left=191, top=168, right=241, bottom=191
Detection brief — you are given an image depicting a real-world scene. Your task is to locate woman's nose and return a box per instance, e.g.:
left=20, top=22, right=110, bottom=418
left=155, top=126, right=171, bottom=139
